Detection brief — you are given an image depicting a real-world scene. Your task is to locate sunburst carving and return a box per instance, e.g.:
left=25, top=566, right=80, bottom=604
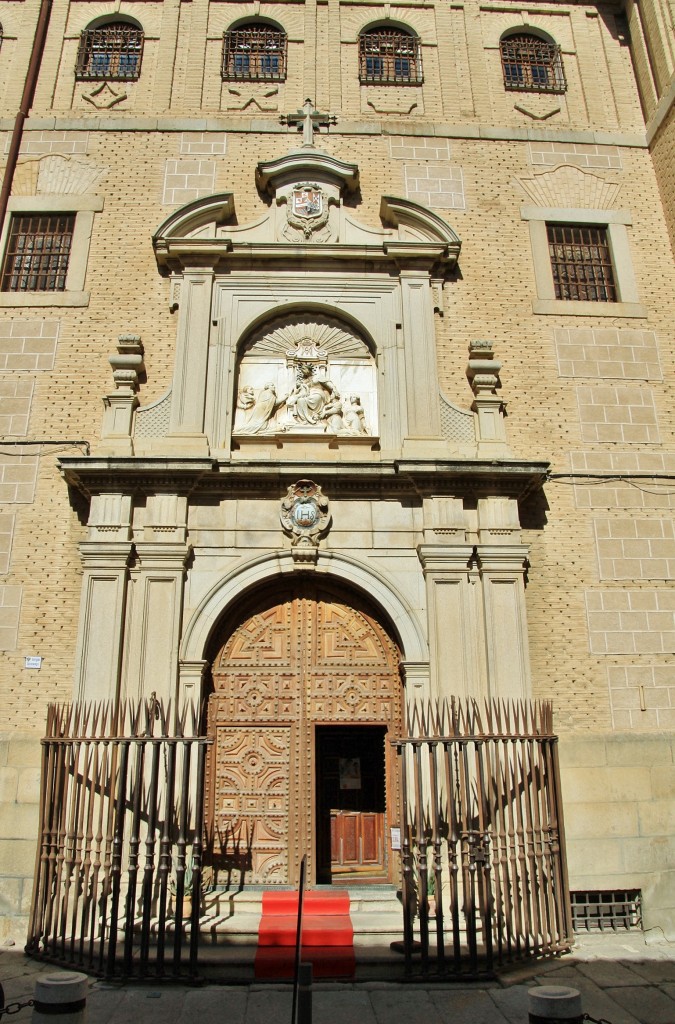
left=515, top=164, right=621, bottom=210
left=244, top=314, right=370, bottom=358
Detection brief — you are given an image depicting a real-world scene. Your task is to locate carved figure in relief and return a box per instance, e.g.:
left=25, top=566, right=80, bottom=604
left=235, top=382, right=281, bottom=434
left=287, top=364, right=337, bottom=426
left=343, top=395, right=367, bottom=435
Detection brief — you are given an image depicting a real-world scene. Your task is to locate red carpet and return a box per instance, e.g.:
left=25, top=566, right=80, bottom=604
left=254, top=891, right=355, bottom=979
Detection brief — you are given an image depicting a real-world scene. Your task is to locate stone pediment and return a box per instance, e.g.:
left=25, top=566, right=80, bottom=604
left=153, top=142, right=461, bottom=270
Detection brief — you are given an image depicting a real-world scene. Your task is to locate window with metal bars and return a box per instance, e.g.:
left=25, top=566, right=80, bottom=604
left=76, top=22, right=144, bottom=81
left=359, top=28, right=422, bottom=84
left=500, top=33, right=566, bottom=93
left=1, top=214, right=75, bottom=293
left=222, top=24, right=287, bottom=81
left=547, top=224, right=617, bottom=302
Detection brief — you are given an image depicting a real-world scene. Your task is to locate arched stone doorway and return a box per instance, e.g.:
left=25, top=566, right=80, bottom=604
left=204, top=576, right=403, bottom=887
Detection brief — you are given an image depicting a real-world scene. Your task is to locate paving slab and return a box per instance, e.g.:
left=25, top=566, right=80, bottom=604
left=558, top=975, right=641, bottom=1024
left=579, top=960, right=655, bottom=987
left=102, top=986, right=187, bottom=1024
left=370, top=987, right=445, bottom=1024
left=486, top=984, right=533, bottom=1023
left=623, top=960, right=675, bottom=985
left=179, top=986, right=247, bottom=1024
left=603, top=985, right=675, bottom=1024
left=245, top=987, right=293, bottom=1024
left=313, top=989, right=378, bottom=1024
left=429, top=988, right=511, bottom=1024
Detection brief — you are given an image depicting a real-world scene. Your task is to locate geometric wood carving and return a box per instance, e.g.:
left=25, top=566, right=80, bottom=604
left=206, top=580, right=402, bottom=884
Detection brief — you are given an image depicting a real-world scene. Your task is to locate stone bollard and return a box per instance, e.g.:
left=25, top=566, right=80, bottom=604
left=529, top=986, right=583, bottom=1024
left=33, top=972, right=88, bottom=1024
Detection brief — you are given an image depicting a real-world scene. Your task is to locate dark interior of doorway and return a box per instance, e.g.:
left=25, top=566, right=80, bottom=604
left=315, top=725, right=387, bottom=885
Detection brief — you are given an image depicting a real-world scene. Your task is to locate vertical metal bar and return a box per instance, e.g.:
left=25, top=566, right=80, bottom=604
left=78, top=742, right=101, bottom=969
left=545, top=736, right=573, bottom=946
left=49, top=740, right=74, bottom=959
left=412, top=739, right=428, bottom=975
left=397, top=741, right=414, bottom=976
left=123, top=739, right=146, bottom=976
left=427, top=738, right=444, bottom=972
left=156, top=738, right=177, bottom=975
left=442, top=740, right=461, bottom=972
left=90, top=741, right=111, bottom=972
left=473, top=737, right=493, bottom=973
left=291, top=854, right=307, bottom=1024
left=189, top=737, right=208, bottom=978
left=68, top=742, right=92, bottom=963
left=458, top=737, right=477, bottom=974
left=26, top=734, right=55, bottom=953
left=173, top=739, right=192, bottom=976
left=106, top=739, right=130, bottom=980
left=139, top=739, right=162, bottom=975
left=98, top=737, right=121, bottom=976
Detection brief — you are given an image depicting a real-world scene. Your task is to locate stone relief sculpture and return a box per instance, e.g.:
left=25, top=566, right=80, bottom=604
left=232, top=317, right=376, bottom=437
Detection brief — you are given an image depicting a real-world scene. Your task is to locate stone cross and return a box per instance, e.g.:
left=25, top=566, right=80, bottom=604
left=281, top=98, right=337, bottom=146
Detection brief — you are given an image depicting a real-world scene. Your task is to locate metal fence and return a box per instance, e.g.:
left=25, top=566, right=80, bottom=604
left=394, top=698, right=573, bottom=976
left=26, top=699, right=210, bottom=979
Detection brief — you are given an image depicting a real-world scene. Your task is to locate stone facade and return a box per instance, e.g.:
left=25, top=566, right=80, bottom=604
left=0, top=0, right=673, bottom=944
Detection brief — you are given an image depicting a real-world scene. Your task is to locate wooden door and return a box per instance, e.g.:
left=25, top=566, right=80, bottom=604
left=205, top=580, right=401, bottom=886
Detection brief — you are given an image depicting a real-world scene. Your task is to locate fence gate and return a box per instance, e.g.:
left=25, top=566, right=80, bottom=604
left=26, top=700, right=210, bottom=980
left=394, top=698, right=573, bottom=976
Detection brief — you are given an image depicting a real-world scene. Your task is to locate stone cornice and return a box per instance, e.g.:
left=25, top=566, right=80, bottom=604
left=153, top=239, right=452, bottom=272
left=59, top=455, right=549, bottom=500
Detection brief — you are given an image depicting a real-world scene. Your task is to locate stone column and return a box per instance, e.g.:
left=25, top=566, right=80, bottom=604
left=123, top=543, right=191, bottom=706
left=477, top=544, right=532, bottom=701
left=73, top=493, right=134, bottom=703
left=398, top=269, right=445, bottom=454
left=168, top=265, right=214, bottom=453
left=418, top=544, right=487, bottom=702
left=178, top=659, right=209, bottom=723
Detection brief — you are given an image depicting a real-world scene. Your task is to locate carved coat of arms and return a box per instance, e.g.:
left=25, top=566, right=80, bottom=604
left=285, top=182, right=329, bottom=239
left=280, top=480, right=331, bottom=562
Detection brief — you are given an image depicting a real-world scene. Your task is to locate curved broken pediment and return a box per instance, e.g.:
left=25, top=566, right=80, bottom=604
left=380, top=195, right=462, bottom=252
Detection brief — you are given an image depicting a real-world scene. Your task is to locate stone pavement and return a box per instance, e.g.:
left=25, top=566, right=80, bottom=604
left=2, top=933, right=675, bottom=1024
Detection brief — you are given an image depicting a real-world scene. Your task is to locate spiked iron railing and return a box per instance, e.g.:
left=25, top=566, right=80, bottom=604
left=393, top=698, right=573, bottom=976
left=26, top=699, right=211, bottom=980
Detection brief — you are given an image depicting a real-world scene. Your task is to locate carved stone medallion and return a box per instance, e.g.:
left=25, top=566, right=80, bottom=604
left=280, top=479, right=331, bottom=562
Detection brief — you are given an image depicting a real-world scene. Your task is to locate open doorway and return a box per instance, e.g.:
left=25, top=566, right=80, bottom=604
left=315, top=725, right=388, bottom=885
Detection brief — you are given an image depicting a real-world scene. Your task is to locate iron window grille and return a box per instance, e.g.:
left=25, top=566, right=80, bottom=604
left=547, top=223, right=617, bottom=302
left=359, top=28, right=422, bottom=84
left=1, top=214, right=75, bottom=293
left=76, top=23, right=144, bottom=81
left=500, top=33, right=566, bottom=93
left=571, top=891, right=642, bottom=932
left=222, top=25, right=287, bottom=81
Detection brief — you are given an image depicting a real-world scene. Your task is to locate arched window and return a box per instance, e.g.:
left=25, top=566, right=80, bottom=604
left=358, top=26, right=422, bottom=85
left=500, top=32, right=566, bottom=93
left=75, top=21, right=144, bottom=81
left=222, top=22, right=287, bottom=81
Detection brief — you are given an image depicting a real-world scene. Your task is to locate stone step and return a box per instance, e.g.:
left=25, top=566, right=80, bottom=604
left=197, top=886, right=404, bottom=946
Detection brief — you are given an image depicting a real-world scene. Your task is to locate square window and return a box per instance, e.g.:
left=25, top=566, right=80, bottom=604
left=0, top=197, right=103, bottom=308
left=1, top=215, right=75, bottom=293
left=547, top=224, right=617, bottom=303
left=521, top=207, right=646, bottom=318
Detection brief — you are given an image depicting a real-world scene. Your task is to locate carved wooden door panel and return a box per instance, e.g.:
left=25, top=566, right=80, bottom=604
left=205, top=581, right=401, bottom=886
